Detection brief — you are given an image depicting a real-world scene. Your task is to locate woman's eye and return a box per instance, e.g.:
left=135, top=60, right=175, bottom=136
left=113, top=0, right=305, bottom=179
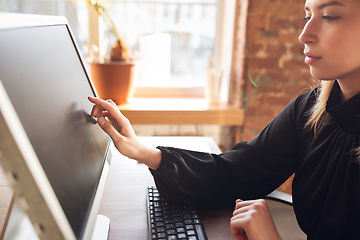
left=321, top=16, right=339, bottom=22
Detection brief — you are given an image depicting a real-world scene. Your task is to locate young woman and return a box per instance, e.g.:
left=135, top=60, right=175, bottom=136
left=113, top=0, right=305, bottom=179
left=89, top=0, right=360, bottom=239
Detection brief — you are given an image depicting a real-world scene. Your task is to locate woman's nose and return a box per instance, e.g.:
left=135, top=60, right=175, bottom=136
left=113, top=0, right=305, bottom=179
left=299, top=19, right=317, bottom=45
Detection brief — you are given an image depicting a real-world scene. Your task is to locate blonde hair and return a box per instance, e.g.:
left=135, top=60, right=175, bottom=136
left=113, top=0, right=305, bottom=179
left=305, top=80, right=334, bottom=134
left=306, top=80, right=360, bottom=158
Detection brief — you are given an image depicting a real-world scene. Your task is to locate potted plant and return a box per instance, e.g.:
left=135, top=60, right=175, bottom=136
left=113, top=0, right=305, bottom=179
left=87, top=0, right=139, bottom=104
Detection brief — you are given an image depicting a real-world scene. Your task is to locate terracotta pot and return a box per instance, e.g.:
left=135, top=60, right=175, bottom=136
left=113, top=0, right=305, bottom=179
left=89, top=61, right=139, bottom=104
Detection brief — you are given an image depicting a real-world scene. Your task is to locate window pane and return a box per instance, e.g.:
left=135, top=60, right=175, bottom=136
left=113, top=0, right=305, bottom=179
left=104, top=0, right=217, bottom=88
left=0, top=0, right=89, bottom=58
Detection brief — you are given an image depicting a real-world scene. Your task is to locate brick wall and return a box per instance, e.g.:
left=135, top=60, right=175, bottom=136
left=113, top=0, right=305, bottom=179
left=231, top=0, right=314, bottom=143
left=230, top=0, right=315, bottom=194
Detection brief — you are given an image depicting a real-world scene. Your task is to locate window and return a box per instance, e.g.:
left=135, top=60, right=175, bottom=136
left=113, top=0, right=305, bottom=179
left=101, top=0, right=218, bottom=89
left=1, top=0, right=235, bottom=99
left=92, top=0, right=235, bottom=100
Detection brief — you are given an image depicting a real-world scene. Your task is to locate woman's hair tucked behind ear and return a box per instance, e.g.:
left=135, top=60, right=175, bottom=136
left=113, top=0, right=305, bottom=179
left=305, top=80, right=335, bottom=136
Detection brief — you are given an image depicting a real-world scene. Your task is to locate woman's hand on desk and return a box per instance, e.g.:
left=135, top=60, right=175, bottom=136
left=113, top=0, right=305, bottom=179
left=230, top=199, right=282, bottom=240
left=88, top=96, right=161, bottom=170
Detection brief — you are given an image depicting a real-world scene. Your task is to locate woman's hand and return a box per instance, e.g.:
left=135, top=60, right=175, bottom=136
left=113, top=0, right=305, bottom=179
left=230, top=199, right=281, bottom=240
left=88, top=96, right=161, bottom=170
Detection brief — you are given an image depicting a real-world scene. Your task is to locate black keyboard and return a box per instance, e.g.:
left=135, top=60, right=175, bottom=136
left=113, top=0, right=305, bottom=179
left=146, top=186, right=208, bottom=240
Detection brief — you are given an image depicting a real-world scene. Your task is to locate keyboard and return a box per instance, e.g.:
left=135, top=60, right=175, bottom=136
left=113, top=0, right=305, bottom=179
left=146, top=186, right=208, bottom=240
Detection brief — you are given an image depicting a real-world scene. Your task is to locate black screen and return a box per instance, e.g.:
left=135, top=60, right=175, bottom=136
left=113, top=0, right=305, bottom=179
left=0, top=24, right=110, bottom=239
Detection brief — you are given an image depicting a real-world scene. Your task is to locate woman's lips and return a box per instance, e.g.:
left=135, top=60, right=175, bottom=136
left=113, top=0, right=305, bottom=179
left=304, top=53, right=322, bottom=65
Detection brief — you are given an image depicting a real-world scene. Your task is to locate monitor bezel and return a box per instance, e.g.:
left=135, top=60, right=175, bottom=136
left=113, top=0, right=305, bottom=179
left=0, top=12, right=111, bottom=240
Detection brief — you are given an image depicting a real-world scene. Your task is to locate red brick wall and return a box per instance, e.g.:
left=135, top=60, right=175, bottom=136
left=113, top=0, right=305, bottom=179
left=229, top=0, right=315, bottom=194
left=231, top=0, right=315, bottom=143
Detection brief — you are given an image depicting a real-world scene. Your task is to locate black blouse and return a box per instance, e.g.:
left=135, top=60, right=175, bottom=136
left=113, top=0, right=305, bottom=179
left=150, top=81, right=360, bottom=239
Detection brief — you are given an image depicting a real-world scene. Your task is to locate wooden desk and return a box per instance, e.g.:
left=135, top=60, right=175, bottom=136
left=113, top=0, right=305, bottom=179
left=0, top=136, right=234, bottom=239
left=118, top=98, right=244, bottom=126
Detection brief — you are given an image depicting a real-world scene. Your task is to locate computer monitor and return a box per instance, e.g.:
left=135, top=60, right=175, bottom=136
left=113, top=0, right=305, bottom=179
left=0, top=13, right=112, bottom=240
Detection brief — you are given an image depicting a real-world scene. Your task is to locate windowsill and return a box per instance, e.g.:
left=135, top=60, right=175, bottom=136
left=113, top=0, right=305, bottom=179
left=118, top=97, right=244, bottom=126
left=134, top=86, right=205, bottom=98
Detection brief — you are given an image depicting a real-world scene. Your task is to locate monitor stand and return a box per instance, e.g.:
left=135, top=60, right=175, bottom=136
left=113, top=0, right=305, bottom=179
left=0, top=197, right=110, bottom=240
left=90, top=215, right=110, bottom=240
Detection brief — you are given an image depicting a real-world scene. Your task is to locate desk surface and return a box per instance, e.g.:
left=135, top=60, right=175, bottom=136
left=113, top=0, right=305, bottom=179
left=0, top=136, right=234, bottom=239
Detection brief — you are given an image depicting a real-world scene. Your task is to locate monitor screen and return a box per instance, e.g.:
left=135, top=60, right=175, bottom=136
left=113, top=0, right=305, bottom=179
left=0, top=19, right=110, bottom=239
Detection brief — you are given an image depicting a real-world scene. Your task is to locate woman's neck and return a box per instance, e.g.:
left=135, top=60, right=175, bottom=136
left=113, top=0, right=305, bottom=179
left=337, top=79, right=360, bottom=102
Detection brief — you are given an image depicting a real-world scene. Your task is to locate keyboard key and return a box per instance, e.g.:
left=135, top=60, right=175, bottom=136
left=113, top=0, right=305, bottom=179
left=186, top=225, right=194, bottom=230
left=175, top=222, right=184, bottom=228
left=165, top=219, right=174, bottom=224
left=166, top=224, right=174, bottom=229
left=157, top=227, right=165, bottom=232
left=167, top=235, right=176, bottom=240
left=184, top=219, right=193, bottom=224
left=156, top=217, right=164, bottom=222
left=156, top=222, right=164, bottom=227
left=155, top=212, right=163, bottom=217
left=178, top=233, right=186, bottom=239
left=167, top=229, right=175, bottom=235
left=157, top=232, right=166, bottom=238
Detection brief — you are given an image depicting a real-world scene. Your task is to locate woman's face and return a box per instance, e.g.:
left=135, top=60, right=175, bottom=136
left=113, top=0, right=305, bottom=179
left=299, top=0, right=360, bottom=82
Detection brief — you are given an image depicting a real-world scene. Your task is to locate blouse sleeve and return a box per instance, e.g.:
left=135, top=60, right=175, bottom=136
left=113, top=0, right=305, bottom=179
left=149, top=91, right=312, bottom=208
